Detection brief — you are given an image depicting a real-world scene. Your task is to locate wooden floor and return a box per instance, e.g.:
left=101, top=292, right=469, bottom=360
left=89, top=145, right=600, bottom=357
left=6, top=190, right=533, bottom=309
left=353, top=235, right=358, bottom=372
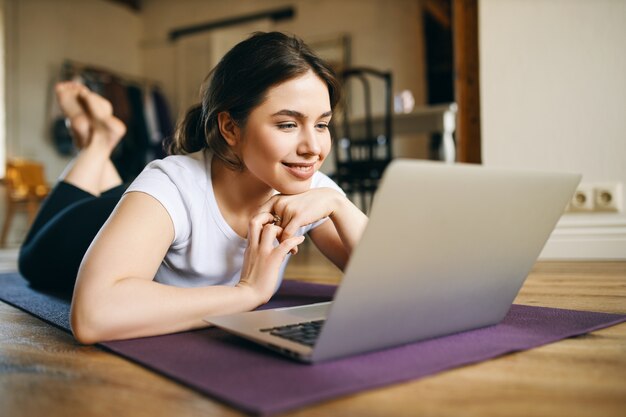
left=0, top=247, right=625, bottom=417
left=0, top=248, right=18, bottom=273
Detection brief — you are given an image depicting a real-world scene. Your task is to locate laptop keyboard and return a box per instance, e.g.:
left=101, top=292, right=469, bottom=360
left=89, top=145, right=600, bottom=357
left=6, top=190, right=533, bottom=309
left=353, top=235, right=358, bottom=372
left=261, top=319, right=325, bottom=347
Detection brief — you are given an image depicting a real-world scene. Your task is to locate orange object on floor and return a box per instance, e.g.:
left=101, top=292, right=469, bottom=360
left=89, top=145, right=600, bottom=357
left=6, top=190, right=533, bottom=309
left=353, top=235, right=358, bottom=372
left=1, top=159, right=50, bottom=247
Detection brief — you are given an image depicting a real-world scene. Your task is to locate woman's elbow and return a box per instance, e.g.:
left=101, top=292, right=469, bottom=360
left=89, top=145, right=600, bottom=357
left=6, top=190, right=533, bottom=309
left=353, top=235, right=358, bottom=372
left=70, top=300, right=107, bottom=345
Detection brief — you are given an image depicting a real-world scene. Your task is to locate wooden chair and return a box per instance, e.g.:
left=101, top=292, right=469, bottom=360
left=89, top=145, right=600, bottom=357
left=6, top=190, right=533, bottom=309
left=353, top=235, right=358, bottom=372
left=331, top=67, right=393, bottom=213
left=1, top=159, right=50, bottom=247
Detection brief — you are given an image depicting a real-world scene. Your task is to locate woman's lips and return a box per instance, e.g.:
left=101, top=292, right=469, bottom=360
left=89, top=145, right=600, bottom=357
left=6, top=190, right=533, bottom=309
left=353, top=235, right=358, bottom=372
left=282, top=162, right=316, bottom=180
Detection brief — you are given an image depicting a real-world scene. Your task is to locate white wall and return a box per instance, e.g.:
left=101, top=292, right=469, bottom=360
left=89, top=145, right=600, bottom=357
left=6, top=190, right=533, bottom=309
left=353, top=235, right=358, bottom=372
left=4, top=0, right=142, bottom=181
left=480, top=0, right=626, bottom=259
left=0, top=0, right=5, bottom=176
left=140, top=0, right=426, bottom=115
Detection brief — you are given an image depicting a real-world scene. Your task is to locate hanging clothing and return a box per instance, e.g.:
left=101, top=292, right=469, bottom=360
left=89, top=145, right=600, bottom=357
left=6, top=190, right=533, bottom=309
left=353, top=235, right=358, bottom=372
left=153, top=88, right=174, bottom=158
left=143, top=86, right=162, bottom=162
left=113, top=84, right=151, bottom=182
left=103, top=76, right=132, bottom=124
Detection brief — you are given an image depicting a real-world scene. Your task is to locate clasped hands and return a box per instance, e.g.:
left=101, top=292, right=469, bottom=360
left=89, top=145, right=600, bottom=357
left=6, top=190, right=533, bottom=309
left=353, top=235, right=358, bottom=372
left=236, top=188, right=342, bottom=304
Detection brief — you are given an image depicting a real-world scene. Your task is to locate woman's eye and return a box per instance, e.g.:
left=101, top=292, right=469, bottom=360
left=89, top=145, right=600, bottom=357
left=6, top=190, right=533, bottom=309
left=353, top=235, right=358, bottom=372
left=316, top=123, right=329, bottom=130
left=277, top=123, right=297, bottom=130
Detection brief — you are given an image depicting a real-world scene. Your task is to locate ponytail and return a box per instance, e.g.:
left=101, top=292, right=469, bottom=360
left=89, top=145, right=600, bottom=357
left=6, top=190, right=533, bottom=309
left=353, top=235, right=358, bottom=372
left=168, top=102, right=244, bottom=171
left=167, top=104, right=204, bottom=155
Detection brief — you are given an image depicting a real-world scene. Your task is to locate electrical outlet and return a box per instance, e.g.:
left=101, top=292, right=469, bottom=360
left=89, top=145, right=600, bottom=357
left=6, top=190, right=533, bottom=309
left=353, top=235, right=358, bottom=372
left=593, top=183, right=622, bottom=212
left=566, top=182, right=623, bottom=213
left=567, top=184, right=594, bottom=212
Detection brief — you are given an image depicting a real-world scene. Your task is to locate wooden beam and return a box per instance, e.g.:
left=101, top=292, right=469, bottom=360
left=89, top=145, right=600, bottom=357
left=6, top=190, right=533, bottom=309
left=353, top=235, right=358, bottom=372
left=106, top=0, right=141, bottom=12
left=169, top=7, right=295, bottom=41
left=424, top=0, right=452, bottom=29
left=453, top=0, right=482, bottom=163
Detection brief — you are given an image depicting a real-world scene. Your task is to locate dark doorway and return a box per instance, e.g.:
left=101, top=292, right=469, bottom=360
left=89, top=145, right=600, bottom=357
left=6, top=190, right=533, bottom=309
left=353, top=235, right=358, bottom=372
left=423, top=0, right=482, bottom=163
left=423, top=0, right=454, bottom=160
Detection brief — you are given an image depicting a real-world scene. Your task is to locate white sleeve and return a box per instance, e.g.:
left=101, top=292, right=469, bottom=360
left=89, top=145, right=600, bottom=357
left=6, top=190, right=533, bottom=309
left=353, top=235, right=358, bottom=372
left=124, top=160, right=192, bottom=247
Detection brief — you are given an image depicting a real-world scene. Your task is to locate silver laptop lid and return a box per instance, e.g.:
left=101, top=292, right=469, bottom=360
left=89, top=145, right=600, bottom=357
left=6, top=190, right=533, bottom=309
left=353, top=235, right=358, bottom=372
left=311, top=160, right=580, bottom=362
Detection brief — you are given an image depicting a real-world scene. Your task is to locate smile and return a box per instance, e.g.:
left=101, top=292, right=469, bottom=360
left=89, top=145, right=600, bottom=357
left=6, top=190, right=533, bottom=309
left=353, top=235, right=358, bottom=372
left=282, top=162, right=316, bottom=180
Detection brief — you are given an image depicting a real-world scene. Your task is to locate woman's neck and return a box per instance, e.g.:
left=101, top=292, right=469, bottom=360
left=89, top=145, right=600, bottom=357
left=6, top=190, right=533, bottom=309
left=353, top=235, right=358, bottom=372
left=211, top=155, right=274, bottom=236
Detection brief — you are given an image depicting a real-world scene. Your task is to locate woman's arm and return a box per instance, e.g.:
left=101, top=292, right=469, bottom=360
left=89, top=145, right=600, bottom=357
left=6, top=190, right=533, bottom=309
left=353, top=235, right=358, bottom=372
left=308, top=194, right=368, bottom=270
left=70, top=192, right=301, bottom=344
left=258, top=188, right=368, bottom=270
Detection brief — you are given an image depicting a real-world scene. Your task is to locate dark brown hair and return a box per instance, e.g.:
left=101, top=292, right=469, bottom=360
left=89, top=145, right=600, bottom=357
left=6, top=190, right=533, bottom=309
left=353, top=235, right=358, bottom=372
left=168, top=31, right=341, bottom=170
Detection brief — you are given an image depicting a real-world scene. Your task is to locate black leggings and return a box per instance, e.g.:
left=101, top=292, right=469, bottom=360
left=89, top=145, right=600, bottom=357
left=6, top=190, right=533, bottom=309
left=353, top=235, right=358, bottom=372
left=18, top=182, right=126, bottom=294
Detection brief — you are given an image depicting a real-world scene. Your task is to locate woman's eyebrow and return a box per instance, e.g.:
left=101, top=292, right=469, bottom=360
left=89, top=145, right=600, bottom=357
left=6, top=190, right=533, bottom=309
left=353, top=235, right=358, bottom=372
left=271, top=109, right=333, bottom=118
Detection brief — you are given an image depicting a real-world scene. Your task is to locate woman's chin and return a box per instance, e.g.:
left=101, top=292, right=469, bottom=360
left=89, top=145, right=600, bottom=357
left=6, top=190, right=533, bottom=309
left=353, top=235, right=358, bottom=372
left=273, top=180, right=312, bottom=195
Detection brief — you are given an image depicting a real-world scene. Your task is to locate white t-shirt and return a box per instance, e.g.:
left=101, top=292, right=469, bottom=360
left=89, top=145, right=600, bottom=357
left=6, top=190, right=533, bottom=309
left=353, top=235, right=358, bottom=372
left=124, top=150, right=343, bottom=288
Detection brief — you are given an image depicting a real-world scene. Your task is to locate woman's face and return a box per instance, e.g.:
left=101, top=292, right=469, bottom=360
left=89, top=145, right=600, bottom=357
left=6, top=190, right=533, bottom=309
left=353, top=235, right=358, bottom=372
left=238, top=70, right=333, bottom=195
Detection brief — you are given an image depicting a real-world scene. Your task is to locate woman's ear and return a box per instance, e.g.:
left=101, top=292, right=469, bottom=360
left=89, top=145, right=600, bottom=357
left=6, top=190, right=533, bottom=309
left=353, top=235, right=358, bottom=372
left=217, top=112, right=241, bottom=147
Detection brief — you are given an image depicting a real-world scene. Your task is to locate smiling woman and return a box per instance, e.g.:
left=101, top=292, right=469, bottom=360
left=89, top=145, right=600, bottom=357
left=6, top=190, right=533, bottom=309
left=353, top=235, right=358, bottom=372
left=17, top=32, right=368, bottom=344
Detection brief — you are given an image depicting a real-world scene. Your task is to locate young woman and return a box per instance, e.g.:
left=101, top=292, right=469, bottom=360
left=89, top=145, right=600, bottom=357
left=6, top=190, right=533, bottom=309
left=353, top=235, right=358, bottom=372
left=18, top=32, right=368, bottom=344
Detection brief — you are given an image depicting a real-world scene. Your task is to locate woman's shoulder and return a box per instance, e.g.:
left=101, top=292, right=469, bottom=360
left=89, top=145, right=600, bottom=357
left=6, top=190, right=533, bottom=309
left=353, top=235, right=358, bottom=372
left=125, top=150, right=211, bottom=203
left=138, top=150, right=209, bottom=186
left=124, top=151, right=210, bottom=245
left=148, top=150, right=207, bottom=174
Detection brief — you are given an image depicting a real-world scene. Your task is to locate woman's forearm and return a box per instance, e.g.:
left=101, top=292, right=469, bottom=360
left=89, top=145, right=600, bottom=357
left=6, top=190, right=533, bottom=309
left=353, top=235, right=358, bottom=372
left=330, top=195, right=369, bottom=253
left=70, top=277, right=258, bottom=344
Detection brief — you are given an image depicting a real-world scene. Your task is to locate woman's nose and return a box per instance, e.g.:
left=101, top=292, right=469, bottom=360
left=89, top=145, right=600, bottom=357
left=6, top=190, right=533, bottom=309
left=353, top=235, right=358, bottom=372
left=297, top=127, right=322, bottom=155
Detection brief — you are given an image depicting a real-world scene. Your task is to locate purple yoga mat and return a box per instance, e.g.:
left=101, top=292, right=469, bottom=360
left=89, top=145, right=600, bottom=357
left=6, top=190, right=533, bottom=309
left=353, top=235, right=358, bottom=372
left=1, top=273, right=625, bottom=416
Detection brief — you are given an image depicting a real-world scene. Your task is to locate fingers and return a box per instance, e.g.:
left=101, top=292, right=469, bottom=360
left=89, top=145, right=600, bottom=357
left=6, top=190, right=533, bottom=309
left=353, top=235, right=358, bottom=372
left=257, top=195, right=294, bottom=228
left=247, top=212, right=276, bottom=248
left=258, top=199, right=297, bottom=241
left=256, top=192, right=328, bottom=242
left=257, top=195, right=279, bottom=216
left=280, top=216, right=302, bottom=241
left=278, top=235, right=306, bottom=257
left=249, top=210, right=305, bottom=257
left=264, top=210, right=308, bottom=243
left=260, top=223, right=282, bottom=249
left=259, top=223, right=305, bottom=256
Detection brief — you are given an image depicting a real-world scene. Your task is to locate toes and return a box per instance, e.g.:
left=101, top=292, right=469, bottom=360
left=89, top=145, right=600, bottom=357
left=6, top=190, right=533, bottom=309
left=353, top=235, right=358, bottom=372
left=56, top=81, right=87, bottom=103
left=56, top=81, right=83, bottom=95
left=55, top=81, right=73, bottom=93
left=80, top=91, right=113, bottom=120
left=57, top=82, right=87, bottom=119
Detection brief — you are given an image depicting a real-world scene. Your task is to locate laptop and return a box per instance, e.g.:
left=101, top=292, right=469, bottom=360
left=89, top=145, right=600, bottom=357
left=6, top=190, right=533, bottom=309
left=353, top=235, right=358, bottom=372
left=206, top=159, right=581, bottom=363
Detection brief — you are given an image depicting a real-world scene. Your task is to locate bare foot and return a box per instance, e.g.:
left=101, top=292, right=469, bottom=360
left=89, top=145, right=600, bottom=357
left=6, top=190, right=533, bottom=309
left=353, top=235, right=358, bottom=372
left=78, top=90, right=127, bottom=154
left=57, top=84, right=127, bottom=195
left=55, top=82, right=91, bottom=148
